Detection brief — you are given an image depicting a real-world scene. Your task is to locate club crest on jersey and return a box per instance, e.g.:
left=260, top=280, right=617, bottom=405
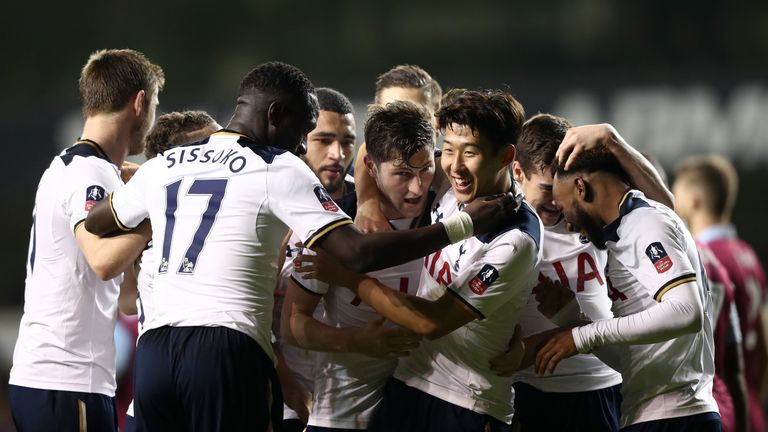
left=469, top=264, right=499, bottom=295
left=313, top=185, right=339, bottom=212
left=645, top=242, right=673, bottom=273
left=84, top=185, right=105, bottom=211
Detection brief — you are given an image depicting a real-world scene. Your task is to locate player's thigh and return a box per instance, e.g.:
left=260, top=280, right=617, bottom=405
left=133, top=326, right=183, bottom=431
left=620, top=412, right=722, bottom=432
left=9, top=385, right=117, bottom=432
left=175, top=326, right=282, bottom=431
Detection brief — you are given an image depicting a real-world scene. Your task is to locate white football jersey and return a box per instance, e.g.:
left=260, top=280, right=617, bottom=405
left=291, top=217, right=423, bottom=429
left=135, top=243, right=156, bottom=339
left=109, top=131, right=352, bottom=360
left=598, top=190, right=717, bottom=427
left=11, top=141, right=123, bottom=396
left=515, top=219, right=621, bottom=392
left=394, top=190, right=543, bottom=424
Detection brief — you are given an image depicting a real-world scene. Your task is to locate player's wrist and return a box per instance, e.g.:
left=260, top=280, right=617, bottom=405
left=441, top=211, right=474, bottom=244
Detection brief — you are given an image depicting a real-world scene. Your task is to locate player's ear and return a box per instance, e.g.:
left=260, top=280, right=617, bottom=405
left=501, top=144, right=516, bottom=168
left=574, top=176, right=594, bottom=203
left=132, top=90, right=146, bottom=117
left=363, top=154, right=378, bottom=180
left=511, top=161, right=525, bottom=183
left=267, top=101, right=283, bottom=127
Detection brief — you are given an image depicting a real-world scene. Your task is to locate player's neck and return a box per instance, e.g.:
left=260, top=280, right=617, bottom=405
left=688, top=212, right=728, bottom=237
left=80, top=113, right=133, bottom=167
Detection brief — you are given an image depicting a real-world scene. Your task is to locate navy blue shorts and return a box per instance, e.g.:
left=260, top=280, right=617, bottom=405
left=367, top=378, right=511, bottom=432
left=512, top=382, right=622, bottom=431
left=621, top=412, right=722, bottom=432
left=133, top=325, right=282, bottom=432
left=306, top=426, right=364, bottom=432
left=9, top=384, right=117, bottom=432
left=124, top=414, right=136, bottom=432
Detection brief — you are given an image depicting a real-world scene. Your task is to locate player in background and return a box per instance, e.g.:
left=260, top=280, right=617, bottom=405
left=121, top=110, right=220, bottom=432
left=496, top=115, right=673, bottom=431
left=296, top=89, right=542, bottom=431
left=537, top=125, right=721, bottom=431
left=272, top=87, right=358, bottom=432
left=84, top=62, right=520, bottom=431
left=673, top=154, right=764, bottom=432
left=282, top=101, right=434, bottom=432
left=355, top=64, right=442, bottom=232
left=9, top=49, right=163, bottom=432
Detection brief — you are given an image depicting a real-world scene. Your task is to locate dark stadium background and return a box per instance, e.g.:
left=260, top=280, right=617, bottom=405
left=0, top=1, right=766, bottom=428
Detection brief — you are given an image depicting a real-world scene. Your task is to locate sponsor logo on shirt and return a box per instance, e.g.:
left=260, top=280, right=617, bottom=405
left=469, top=264, right=499, bottom=295
left=313, top=185, right=339, bottom=212
left=84, top=185, right=105, bottom=211
left=645, top=241, right=673, bottom=273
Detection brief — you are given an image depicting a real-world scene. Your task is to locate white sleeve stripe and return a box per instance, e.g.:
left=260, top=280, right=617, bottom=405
left=289, top=275, right=323, bottom=297
left=445, top=287, right=485, bottom=320
left=653, top=273, right=698, bottom=302
left=303, top=218, right=353, bottom=249
left=109, top=193, right=132, bottom=231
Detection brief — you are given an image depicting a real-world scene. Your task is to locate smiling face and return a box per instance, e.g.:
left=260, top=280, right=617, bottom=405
left=370, top=148, right=435, bottom=219
left=302, top=110, right=356, bottom=197
left=513, top=161, right=561, bottom=226
left=441, top=123, right=513, bottom=203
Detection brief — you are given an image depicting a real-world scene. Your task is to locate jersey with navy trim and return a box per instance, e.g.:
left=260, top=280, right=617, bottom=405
left=291, top=217, right=423, bottom=429
left=393, top=190, right=543, bottom=424
left=598, top=190, right=717, bottom=427
left=135, top=242, right=156, bottom=340
left=515, top=219, right=621, bottom=392
left=108, top=131, right=352, bottom=360
left=11, top=142, right=124, bottom=396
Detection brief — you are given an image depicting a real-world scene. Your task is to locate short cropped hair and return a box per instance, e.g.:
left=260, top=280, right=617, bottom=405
left=365, top=101, right=435, bottom=166
left=374, top=65, right=442, bottom=113
left=553, top=146, right=629, bottom=183
left=674, top=155, right=738, bottom=218
left=517, top=113, right=572, bottom=176
left=316, top=87, right=354, bottom=115
left=79, top=49, right=165, bottom=117
left=436, top=89, right=526, bottom=154
left=144, top=111, right=216, bottom=158
left=239, top=61, right=315, bottom=102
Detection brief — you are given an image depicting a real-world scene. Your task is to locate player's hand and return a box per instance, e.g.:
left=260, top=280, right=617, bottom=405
left=535, top=328, right=578, bottom=375
left=354, top=199, right=392, bottom=233
left=293, top=244, right=364, bottom=288
left=490, top=325, right=525, bottom=376
left=533, top=276, right=575, bottom=319
left=120, top=161, right=141, bottom=183
left=281, top=377, right=312, bottom=423
left=556, top=124, right=620, bottom=170
left=463, top=192, right=521, bottom=235
left=351, top=317, right=422, bottom=358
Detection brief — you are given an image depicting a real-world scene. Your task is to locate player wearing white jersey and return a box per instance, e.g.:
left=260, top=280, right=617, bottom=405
left=282, top=101, right=435, bottom=431
left=489, top=114, right=675, bottom=431
left=539, top=125, right=721, bottom=431
left=85, top=63, right=521, bottom=432
left=296, top=89, right=541, bottom=432
left=9, top=49, right=163, bottom=432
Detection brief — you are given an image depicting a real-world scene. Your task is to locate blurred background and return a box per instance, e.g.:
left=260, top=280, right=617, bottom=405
left=0, top=0, right=766, bottom=428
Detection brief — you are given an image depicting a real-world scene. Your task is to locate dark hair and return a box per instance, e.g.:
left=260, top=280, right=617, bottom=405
left=316, top=87, right=354, bottom=115
left=553, top=147, right=629, bottom=182
left=79, top=49, right=165, bottom=117
left=239, top=61, right=316, bottom=107
left=674, top=155, right=738, bottom=217
left=517, top=113, right=572, bottom=176
left=374, top=65, right=442, bottom=113
left=365, top=101, right=435, bottom=166
left=436, top=89, right=525, bottom=153
left=144, top=111, right=216, bottom=158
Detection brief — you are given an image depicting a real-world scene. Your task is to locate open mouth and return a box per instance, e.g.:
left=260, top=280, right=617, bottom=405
left=452, top=176, right=473, bottom=194
left=403, top=196, right=423, bottom=206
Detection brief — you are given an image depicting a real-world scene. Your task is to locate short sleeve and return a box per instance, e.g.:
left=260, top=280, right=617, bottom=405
left=267, top=156, right=352, bottom=248
left=66, top=161, right=121, bottom=232
left=450, top=232, right=539, bottom=319
left=620, top=211, right=698, bottom=302
left=110, top=160, right=153, bottom=230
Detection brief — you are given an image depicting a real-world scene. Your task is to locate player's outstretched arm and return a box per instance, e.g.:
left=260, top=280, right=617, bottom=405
left=281, top=277, right=421, bottom=356
left=353, top=142, right=391, bottom=233
left=556, top=124, right=674, bottom=208
left=294, top=249, right=477, bottom=339
left=535, top=280, right=704, bottom=375
left=85, top=199, right=122, bottom=236
left=75, top=220, right=151, bottom=280
left=316, top=192, right=519, bottom=273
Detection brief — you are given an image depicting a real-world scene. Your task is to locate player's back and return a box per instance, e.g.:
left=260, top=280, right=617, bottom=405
left=11, top=143, right=123, bottom=396
left=118, top=131, right=351, bottom=359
